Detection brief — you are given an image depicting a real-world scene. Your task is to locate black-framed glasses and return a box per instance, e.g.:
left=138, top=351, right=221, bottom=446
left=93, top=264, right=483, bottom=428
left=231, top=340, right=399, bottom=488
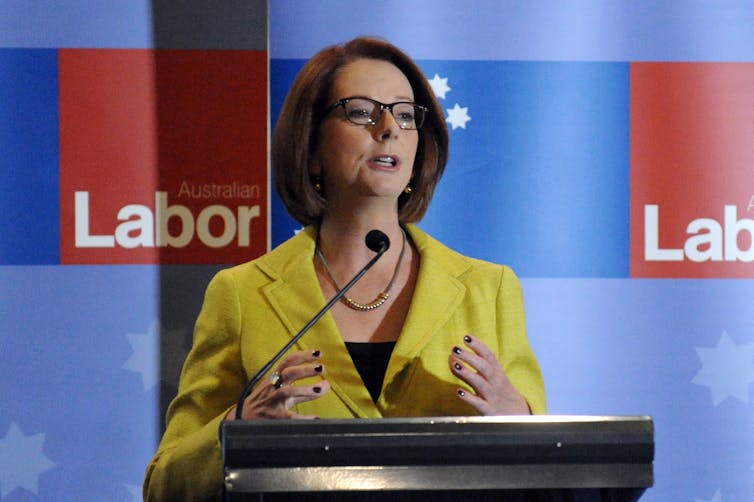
left=325, top=96, right=427, bottom=130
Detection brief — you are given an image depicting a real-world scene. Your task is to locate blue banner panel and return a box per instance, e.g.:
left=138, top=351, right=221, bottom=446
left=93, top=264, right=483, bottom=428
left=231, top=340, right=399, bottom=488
left=271, top=59, right=630, bottom=278
left=0, top=266, right=159, bottom=501
left=419, top=60, right=630, bottom=277
left=0, top=0, right=153, bottom=49
left=524, top=278, right=754, bottom=501
left=0, top=0, right=267, bottom=50
left=269, top=58, right=309, bottom=247
left=270, top=0, right=754, bottom=62
left=0, top=49, right=59, bottom=265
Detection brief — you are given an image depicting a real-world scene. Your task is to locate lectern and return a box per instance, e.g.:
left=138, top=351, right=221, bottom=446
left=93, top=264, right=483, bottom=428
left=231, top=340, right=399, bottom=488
left=221, top=415, right=654, bottom=501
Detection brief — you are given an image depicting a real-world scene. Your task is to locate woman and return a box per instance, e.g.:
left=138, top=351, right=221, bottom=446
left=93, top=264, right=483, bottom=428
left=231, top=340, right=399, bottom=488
left=144, top=36, right=545, bottom=501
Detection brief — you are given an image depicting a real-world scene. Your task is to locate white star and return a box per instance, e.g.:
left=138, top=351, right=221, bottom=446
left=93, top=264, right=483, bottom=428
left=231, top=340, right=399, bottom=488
left=446, top=103, right=471, bottom=130
left=123, top=320, right=160, bottom=390
left=0, top=422, right=56, bottom=497
left=125, top=483, right=142, bottom=501
left=692, top=331, right=754, bottom=405
left=122, top=320, right=185, bottom=391
left=428, top=74, right=451, bottom=99
left=694, top=489, right=722, bottom=502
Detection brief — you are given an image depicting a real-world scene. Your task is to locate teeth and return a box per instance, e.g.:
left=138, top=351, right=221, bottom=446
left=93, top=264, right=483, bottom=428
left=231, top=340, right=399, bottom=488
left=374, top=156, right=396, bottom=166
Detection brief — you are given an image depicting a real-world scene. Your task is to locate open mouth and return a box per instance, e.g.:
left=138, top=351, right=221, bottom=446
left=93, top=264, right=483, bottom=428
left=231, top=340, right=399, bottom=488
left=372, top=156, right=397, bottom=167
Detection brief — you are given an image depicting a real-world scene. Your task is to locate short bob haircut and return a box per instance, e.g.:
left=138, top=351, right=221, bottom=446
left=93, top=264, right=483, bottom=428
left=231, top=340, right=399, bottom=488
left=272, top=37, right=449, bottom=226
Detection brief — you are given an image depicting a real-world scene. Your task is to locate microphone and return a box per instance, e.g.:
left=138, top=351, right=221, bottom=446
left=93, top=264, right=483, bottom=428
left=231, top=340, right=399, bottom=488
left=364, top=229, right=389, bottom=253
left=233, top=229, right=390, bottom=419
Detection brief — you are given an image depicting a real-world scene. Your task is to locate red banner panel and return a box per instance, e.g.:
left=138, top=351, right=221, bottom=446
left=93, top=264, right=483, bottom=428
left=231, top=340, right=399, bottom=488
left=631, top=63, right=754, bottom=277
left=59, top=49, right=268, bottom=264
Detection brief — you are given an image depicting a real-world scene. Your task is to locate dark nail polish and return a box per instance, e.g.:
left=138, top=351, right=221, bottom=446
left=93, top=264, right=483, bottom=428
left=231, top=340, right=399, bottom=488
left=452, top=346, right=462, bottom=355
left=458, top=389, right=466, bottom=397
left=314, top=364, right=323, bottom=373
left=313, top=386, right=322, bottom=394
left=454, top=362, right=462, bottom=371
left=312, top=350, right=321, bottom=357
left=463, top=335, right=472, bottom=343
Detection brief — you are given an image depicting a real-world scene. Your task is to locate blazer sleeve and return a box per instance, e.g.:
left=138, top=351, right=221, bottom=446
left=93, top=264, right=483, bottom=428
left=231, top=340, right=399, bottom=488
left=143, top=268, right=247, bottom=502
left=497, top=266, right=547, bottom=414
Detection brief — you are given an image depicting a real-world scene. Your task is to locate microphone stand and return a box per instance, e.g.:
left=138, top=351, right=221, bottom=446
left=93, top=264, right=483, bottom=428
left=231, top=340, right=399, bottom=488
left=233, top=239, right=388, bottom=420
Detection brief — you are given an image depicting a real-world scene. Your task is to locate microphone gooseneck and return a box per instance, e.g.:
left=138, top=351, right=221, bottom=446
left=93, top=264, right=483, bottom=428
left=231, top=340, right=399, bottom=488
left=233, top=229, right=391, bottom=420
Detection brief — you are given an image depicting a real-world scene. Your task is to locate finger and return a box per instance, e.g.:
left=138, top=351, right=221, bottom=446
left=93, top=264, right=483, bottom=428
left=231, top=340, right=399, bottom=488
left=288, top=413, right=323, bottom=420
left=449, top=356, right=493, bottom=397
left=277, top=349, right=322, bottom=372
left=280, top=362, right=325, bottom=386
left=450, top=352, right=518, bottom=403
left=456, top=388, right=495, bottom=415
left=282, top=380, right=331, bottom=408
left=238, top=395, right=290, bottom=420
left=463, top=335, right=497, bottom=362
left=458, top=335, right=515, bottom=386
left=239, top=386, right=304, bottom=420
left=451, top=344, right=492, bottom=377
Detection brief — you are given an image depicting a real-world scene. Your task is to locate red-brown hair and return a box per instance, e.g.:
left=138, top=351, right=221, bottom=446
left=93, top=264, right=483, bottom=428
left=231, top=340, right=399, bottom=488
left=272, top=36, right=449, bottom=225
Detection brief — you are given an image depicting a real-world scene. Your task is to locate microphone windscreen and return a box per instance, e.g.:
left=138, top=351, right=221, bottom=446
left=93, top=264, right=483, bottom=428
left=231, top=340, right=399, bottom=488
left=365, top=230, right=390, bottom=252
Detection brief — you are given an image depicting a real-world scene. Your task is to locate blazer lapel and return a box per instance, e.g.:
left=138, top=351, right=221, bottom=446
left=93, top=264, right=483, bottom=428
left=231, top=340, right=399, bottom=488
left=258, top=228, right=379, bottom=418
left=380, top=225, right=469, bottom=402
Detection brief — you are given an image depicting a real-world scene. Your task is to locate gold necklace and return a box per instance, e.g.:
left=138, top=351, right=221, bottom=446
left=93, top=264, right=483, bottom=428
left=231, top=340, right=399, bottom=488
left=316, top=228, right=407, bottom=311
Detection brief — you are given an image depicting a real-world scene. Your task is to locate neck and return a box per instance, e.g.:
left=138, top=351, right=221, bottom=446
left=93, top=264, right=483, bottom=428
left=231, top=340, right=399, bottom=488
left=318, top=213, right=403, bottom=257
left=315, top=221, right=409, bottom=312
left=316, top=217, right=408, bottom=281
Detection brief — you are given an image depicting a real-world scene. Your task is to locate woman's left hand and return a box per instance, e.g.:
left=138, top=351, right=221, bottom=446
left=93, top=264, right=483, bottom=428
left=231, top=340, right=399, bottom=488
left=449, top=334, right=531, bottom=415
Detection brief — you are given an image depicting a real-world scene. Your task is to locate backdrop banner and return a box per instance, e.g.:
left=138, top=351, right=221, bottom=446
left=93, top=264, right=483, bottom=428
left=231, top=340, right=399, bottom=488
left=2, top=2, right=753, bottom=501
left=0, top=1, right=268, bottom=500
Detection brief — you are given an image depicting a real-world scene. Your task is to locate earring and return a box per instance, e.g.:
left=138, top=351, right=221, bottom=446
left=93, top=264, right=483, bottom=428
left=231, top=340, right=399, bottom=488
left=403, top=185, right=413, bottom=194
left=313, top=176, right=322, bottom=192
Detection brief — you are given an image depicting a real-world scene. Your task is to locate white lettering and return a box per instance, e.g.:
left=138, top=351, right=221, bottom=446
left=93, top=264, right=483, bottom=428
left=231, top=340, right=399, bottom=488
left=644, top=204, right=754, bottom=263
left=176, top=180, right=262, bottom=199
left=115, top=204, right=154, bottom=248
left=644, top=205, right=683, bottom=261
left=684, top=218, right=722, bottom=262
left=196, top=205, right=236, bottom=248
left=74, top=191, right=261, bottom=250
left=724, top=205, right=754, bottom=262
left=75, top=192, right=115, bottom=248
left=747, top=195, right=754, bottom=212
left=237, top=205, right=261, bottom=246
left=156, top=192, right=194, bottom=248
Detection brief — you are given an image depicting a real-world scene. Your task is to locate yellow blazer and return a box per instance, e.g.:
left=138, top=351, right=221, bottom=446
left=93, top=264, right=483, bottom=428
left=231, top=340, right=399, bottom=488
left=144, top=224, right=546, bottom=501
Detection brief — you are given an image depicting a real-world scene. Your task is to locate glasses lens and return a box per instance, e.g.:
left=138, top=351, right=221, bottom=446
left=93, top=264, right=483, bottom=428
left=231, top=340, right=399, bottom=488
left=340, top=98, right=425, bottom=130
left=343, top=98, right=377, bottom=125
left=392, top=103, right=423, bottom=130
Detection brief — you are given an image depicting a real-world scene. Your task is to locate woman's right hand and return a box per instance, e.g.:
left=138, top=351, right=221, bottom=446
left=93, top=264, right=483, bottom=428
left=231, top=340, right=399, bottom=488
left=226, top=349, right=330, bottom=420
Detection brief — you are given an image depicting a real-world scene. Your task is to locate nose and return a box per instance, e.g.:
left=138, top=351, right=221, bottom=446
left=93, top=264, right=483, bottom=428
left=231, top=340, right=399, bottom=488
left=373, top=108, right=400, bottom=141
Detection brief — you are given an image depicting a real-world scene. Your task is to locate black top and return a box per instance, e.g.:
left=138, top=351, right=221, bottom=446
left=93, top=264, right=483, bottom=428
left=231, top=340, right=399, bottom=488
left=344, top=341, right=396, bottom=403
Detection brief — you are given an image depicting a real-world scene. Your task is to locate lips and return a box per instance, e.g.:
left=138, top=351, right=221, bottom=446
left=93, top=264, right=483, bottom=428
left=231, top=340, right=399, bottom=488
left=371, top=155, right=398, bottom=167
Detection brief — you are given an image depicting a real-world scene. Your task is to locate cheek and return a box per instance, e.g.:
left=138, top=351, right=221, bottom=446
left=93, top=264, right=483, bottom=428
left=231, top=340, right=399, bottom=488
left=319, top=126, right=362, bottom=157
left=406, top=136, right=419, bottom=163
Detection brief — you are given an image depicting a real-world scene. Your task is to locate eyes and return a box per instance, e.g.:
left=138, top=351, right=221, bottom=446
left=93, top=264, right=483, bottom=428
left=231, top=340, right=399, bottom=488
left=393, top=106, right=419, bottom=123
left=346, top=105, right=373, bottom=120
left=344, top=100, right=419, bottom=128
left=329, top=97, right=427, bottom=130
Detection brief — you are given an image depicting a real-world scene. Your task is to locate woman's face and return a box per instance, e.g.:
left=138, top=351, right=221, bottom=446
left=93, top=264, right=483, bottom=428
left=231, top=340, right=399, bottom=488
left=312, top=58, right=419, bottom=207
